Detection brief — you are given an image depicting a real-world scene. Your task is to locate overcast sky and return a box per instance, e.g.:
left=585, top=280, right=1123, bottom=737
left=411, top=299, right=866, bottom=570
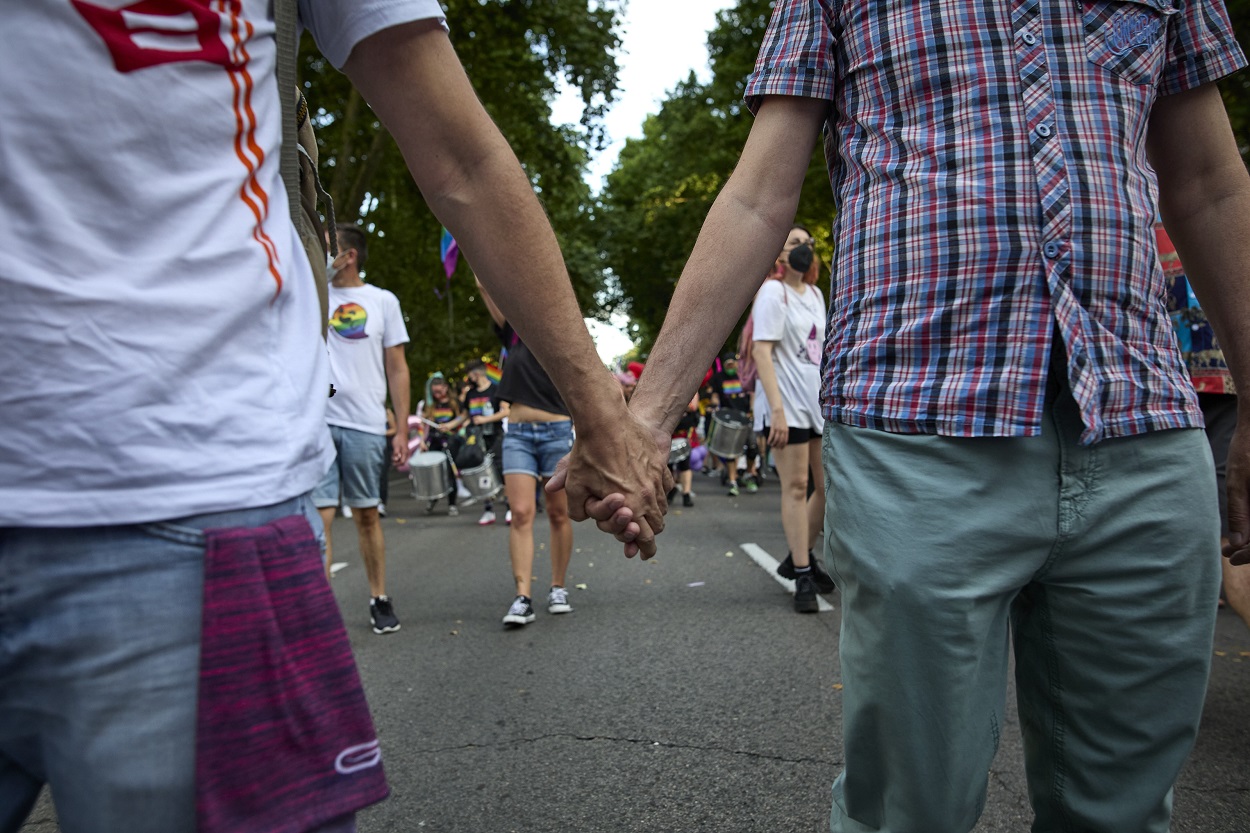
left=560, top=0, right=739, bottom=361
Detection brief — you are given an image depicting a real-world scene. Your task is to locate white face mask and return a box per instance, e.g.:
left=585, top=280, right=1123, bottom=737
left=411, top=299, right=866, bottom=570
left=326, top=252, right=342, bottom=281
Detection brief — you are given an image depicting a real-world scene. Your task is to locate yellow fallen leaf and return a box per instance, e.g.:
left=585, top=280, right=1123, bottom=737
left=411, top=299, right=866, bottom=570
left=575, top=583, right=588, bottom=590
left=832, top=683, right=844, bottom=690
left=725, top=551, right=734, bottom=557
left=1240, top=652, right=1250, bottom=657
left=395, top=518, right=407, bottom=525
left=1215, top=650, right=1227, bottom=657
left=449, top=630, right=459, bottom=636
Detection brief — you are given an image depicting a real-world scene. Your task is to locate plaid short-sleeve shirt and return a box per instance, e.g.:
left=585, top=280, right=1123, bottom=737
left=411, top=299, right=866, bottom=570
left=745, top=0, right=1244, bottom=443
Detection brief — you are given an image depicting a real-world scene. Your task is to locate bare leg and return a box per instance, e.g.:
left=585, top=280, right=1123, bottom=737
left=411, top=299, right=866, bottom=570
left=772, top=441, right=811, bottom=567
left=506, top=472, right=538, bottom=599
left=806, top=438, right=825, bottom=545
left=679, top=468, right=693, bottom=495
left=353, top=506, right=386, bottom=598
left=319, top=506, right=337, bottom=576
left=544, top=481, right=572, bottom=588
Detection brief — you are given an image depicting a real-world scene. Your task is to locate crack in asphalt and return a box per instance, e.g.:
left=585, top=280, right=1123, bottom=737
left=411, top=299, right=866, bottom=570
left=988, top=767, right=1030, bottom=810
left=419, top=732, right=841, bottom=767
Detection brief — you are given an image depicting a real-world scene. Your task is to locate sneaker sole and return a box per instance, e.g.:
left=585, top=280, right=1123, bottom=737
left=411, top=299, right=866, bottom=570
left=794, top=599, right=819, bottom=613
left=547, top=604, right=573, bottom=614
left=371, top=622, right=401, bottom=634
left=502, top=614, right=536, bottom=626
left=478, top=520, right=496, bottom=526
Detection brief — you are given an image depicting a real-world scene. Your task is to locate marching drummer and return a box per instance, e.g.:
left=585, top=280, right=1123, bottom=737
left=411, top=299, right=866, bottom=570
left=709, top=352, right=759, bottom=497
left=668, top=394, right=701, bottom=508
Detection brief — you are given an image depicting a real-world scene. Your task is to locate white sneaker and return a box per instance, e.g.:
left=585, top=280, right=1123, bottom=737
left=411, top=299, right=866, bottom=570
left=456, top=481, right=471, bottom=500
left=478, top=510, right=496, bottom=526
left=505, top=510, right=512, bottom=525
left=340, top=505, right=353, bottom=519
left=447, top=505, right=459, bottom=517
left=547, top=586, right=573, bottom=614
left=377, top=503, right=387, bottom=517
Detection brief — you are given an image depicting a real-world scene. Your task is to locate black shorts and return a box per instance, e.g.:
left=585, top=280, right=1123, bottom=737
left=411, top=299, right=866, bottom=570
left=760, top=424, right=822, bottom=445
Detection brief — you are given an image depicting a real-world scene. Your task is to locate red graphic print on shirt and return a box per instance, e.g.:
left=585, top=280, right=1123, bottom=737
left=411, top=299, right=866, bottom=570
left=72, top=0, right=236, bottom=72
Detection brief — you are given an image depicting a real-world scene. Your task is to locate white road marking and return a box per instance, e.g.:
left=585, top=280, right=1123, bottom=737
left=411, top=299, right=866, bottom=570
left=739, top=543, right=834, bottom=612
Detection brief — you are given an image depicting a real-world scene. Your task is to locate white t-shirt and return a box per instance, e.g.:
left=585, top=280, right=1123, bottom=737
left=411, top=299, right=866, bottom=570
left=0, top=0, right=444, bottom=526
left=325, top=283, right=409, bottom=435
left=752, top=280, right=826, bottom=432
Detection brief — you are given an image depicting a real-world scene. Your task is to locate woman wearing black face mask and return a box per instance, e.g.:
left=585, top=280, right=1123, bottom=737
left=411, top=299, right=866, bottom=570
left=751, top=225, right=835, bottom=612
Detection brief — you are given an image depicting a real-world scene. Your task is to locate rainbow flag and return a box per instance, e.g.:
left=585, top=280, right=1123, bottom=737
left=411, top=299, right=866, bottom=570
left=440, top=227, right=459, bottom=278
left=484, top=361, right=503, bottom=384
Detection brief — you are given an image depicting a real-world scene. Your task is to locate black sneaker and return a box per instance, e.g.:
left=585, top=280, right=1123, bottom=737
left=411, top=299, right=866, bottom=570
left=370, top=596, right=401, bottom=634
left=777, top=551, right=836, bottom=594
left=682, top=492, right=694, bottom=507
left=794, top=575, right=819, bottom=613
left=503, top=595, right=536, bottom=626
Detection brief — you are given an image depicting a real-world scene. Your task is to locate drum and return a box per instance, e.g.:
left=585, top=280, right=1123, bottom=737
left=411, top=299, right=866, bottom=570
left=460, top=454, right=503, bottom=503
left=409, top=450, right=452, bottom=500
left=706, top=408, right=753, bottom=459
left=668, top=438, right=691, bottom=465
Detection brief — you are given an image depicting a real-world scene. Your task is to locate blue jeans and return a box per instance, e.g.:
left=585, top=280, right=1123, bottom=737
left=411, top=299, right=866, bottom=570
left=822, top=388, right=1219, bottom=833
left=501, top=420, right=574, bottom=479
left=0, top=496, right=355, bottom=833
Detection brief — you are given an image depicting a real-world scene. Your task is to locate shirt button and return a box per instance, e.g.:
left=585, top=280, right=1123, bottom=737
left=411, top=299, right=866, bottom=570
left=1043, top=241, right=1062, bottom=259
left=1035, top=123, right=1052, bottom=139
left=1022, top=32, right=1037, bottom=45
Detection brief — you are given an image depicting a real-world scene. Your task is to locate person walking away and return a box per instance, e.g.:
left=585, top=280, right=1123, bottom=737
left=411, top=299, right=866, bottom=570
left=584, top=1, right=1250, bottom=829
left=314, top=223, right=410, bottom=634
left=477, top=278, right=576, bottom=626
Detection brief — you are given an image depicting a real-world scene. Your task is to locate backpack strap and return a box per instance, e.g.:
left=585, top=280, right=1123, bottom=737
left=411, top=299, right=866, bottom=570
left=274, top=0, right=300, bottom=228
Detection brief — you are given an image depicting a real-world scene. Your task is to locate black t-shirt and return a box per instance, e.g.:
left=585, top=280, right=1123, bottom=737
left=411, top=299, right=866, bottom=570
left=711, top=371, right=751, bottom=412
left=462, top=382, right=502, bottom=435
left=494, top=323, right=569, bottom=417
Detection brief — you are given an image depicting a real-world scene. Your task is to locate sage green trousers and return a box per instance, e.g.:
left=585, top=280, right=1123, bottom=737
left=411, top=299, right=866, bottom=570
left=823, top=389, right=1220, bottom=833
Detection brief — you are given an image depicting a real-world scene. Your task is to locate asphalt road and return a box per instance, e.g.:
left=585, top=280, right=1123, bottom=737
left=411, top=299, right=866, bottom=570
left=19, top=470, right=1250, bottom=832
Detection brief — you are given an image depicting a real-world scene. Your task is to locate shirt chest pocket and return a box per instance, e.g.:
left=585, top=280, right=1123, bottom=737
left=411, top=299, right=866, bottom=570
left=1082, top=0, right=1176, bottom=86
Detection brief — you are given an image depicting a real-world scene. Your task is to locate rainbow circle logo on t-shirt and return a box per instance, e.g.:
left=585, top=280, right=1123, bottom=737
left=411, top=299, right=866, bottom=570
left=722, top=379, right=743, bottom=396
left=329, top=303, right=368, bottom=339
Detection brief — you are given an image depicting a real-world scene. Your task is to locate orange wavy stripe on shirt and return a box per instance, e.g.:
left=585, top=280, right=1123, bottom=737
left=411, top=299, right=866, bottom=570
left=226, top=5, right=283, bottom=295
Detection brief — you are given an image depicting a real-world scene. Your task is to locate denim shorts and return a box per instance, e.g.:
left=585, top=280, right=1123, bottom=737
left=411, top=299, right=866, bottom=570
left=312, top=425, right=388, bottom=509
left=0, top=496, right=365, bottom=833
left=501, top=420, right=574, bottom=479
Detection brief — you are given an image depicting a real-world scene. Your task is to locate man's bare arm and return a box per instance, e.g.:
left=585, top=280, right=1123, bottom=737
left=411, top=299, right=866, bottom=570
left=629, top=96, right=827, bottom=437
left=384, top=343, right=411, bottom=466
left=1149, top=82, right=1250, bottom=562
left=342, top=22, right=670, bottom=553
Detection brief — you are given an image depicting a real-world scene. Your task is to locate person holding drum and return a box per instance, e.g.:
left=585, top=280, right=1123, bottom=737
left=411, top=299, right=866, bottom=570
left=463, top=360, right=509, bottom=526
left=476, top=278, right=577, bottom=627
left=419, top=373, right=469, bottom=517
left=669, top=395, right=701, bottom=508
left=709, top=352, right=759, bottom=497
left=750, top=226, right=835, bottom=612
